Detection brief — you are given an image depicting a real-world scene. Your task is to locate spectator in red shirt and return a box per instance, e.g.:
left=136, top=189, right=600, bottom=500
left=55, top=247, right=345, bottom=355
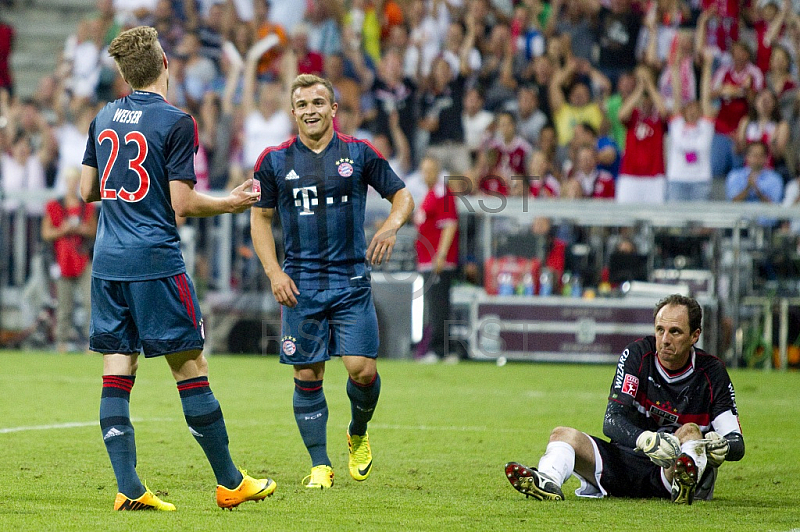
left=616, top=66, right=668, bottom=203
left=527, top=149, right=560, bottom=198
left=563, top=145, right=616, bottom=199
left=414, top=156, right=460, bottom=364
left=701, top=0, right=742, bottom=22
left=765, top=44, right=798, bottom=120
left=696, top=1, right=742, bottom=56
left=472, top=111, right=534, bottom=196
left=734, top=87, right=790, bottom=175
left=0, top=18, right=13, bottom=94
left=751, top=0, right=792, bottom=74
left=291, top=23, right=324, bottom=76
left=41, top=169, right=97, bottom=352
left=709, top=40, right=764, bottom=178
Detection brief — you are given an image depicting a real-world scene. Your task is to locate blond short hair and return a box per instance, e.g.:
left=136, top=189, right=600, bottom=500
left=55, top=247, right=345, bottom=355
left=290, top=74, right=336, bottom=108
left=108, top=26, right=164, bottom=90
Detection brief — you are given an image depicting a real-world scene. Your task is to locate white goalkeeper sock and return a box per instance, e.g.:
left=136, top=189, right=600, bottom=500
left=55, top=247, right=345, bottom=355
left=681, top=439, right=708, bottom=480
left=537, top=441, right=575, bottom=486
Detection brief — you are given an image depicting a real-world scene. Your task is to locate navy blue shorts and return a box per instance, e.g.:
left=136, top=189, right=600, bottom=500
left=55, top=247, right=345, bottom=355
left=90, top=274, right=204, bottom=357
left=279, top=285, right=379, bottom=365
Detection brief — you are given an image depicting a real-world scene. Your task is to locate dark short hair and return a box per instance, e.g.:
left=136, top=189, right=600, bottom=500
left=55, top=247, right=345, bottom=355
left=576, top=121, right=597, bottom=137
left=569, top=80, right=591, bottom=95
left=12, top=131, right=30, bottom=146
left=654, top=294, right=702, bottom=333
left=20, top=98, right=40, bottom=109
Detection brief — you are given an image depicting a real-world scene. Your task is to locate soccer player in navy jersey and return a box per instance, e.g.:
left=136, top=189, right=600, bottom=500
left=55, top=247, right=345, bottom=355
left=505, top=294, right=745, bottom=505
left=80, top=26, right=275, bottom=511
left=250, top=74, right=414, bottom=488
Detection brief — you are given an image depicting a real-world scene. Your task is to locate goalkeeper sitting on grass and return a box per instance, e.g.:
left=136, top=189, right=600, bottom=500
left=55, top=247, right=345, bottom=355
left=505, top=294, right=744, bottom=504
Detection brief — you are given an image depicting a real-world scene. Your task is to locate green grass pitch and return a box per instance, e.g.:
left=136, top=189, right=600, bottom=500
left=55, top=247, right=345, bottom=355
left=1, top=350, right=798, bottom=531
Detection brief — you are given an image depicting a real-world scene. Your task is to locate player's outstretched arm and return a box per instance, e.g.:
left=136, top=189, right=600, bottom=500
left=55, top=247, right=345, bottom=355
left=367, top=187, right=414, bottom=265
left=170, top=179, right=260, bottom=217
left=80, top=165, right=101, bottom=203
left=251, top=206, right=299, bottom=307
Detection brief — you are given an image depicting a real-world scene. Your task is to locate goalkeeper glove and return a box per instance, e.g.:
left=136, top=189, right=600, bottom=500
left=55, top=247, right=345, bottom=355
left=635, top=431, right=681, bottom=468
left=705, top=432, right=729, bottom=467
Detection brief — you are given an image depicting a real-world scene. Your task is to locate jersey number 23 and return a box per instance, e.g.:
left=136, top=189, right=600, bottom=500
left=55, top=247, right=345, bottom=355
left=98, top=128, right=150, bottom=202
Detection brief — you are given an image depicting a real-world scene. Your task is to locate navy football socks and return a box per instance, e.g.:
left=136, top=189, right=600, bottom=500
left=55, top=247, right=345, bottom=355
left=100, top=375, right=145, bottom=498
left=177, top=377, right=242, bottom=489
left=293, top=379, right=331, bottom=467
left=347, top=373, right=381, bottom=436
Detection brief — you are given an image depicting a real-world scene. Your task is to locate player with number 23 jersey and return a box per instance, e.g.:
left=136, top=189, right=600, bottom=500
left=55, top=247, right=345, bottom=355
left=80, top=26, right=269, bottom=512
left=83, top=91, right=195, bottom=281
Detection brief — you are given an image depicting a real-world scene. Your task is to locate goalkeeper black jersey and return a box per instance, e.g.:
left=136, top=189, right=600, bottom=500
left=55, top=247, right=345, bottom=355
left=607, top=335, right=740, bottom=435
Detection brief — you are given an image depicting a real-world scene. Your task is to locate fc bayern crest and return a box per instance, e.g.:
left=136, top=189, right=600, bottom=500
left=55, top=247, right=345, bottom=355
left=338, top=162, right=353, bottom=177
left=282, top=340, right=296, bottom=356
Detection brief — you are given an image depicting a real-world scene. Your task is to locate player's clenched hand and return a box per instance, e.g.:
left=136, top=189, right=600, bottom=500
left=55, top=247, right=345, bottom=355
left=367, top=228, right=397, bottom=265
left=270, top=270, right=300, bottom=307
left=227, top=179, right=261, bottom=213
left=705, top=431, right=729, bottom=467
left=635, top=430, right=681, bottom=468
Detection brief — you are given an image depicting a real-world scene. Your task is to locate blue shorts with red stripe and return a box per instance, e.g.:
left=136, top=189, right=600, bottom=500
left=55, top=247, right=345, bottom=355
left=279, top=285, right=379, bottom=365
left=90, top=274, right=204, bottom=357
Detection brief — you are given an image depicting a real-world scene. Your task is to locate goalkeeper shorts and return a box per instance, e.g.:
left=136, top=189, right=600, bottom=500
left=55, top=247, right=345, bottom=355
left=582, top=436, right=672, bottom=499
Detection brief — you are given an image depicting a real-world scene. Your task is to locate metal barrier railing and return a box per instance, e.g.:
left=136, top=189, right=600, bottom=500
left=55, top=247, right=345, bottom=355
left=2, top=191, right=799, bottom=366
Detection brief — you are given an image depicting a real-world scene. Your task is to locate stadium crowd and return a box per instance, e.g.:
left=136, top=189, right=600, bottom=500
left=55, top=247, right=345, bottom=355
left=6, top=1, right=800, bottom=197
left=1, top=0, right=800, bottom=350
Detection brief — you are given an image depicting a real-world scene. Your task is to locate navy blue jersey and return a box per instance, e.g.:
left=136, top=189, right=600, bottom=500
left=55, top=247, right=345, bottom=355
left=254, top=132, right=405, bottom=288
left=82, top=91, right=197, bottom=281
left=608, top=336, right=740, bottom=435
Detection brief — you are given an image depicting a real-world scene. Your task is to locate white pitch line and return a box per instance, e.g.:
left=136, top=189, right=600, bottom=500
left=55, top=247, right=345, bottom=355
left=368, top=423, right=534, bottom=433
left=0, top=421, right=98, bottom=434
left=0, top=420, right=533, bottom=435
left=0, top=418, right=175, bottom=434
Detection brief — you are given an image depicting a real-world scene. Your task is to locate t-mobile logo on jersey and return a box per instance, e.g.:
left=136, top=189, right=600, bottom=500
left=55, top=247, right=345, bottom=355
left=293, top=185, right=349, bottom=215
left=294, top=186, right=318, bottom=215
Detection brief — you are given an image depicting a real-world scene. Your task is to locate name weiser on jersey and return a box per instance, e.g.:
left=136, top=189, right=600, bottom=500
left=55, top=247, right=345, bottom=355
left=112, top=108, right=143, bottom=124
